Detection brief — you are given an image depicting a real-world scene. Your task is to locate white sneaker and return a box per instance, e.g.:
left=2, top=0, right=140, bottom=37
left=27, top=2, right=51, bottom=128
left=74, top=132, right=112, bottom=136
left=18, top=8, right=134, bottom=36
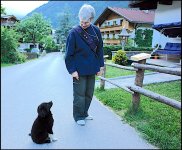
left=85, top=115, right=93, bottom=120
left=76, top=120, right=85, bottom=126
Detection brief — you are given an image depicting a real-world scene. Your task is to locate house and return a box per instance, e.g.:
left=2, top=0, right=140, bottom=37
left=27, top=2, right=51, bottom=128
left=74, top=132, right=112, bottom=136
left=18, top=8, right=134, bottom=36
left=94, top=7, right=155, bottom=45
left=1, top=15, right=19, bottom=28
left=129, top=0, right=181, bottom=62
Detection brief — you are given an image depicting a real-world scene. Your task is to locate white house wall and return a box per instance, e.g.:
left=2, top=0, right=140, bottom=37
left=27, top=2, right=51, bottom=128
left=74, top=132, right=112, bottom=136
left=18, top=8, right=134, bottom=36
left=152, top=1, right=181, bottom=48
left=19, top=43, right=39, bottom=49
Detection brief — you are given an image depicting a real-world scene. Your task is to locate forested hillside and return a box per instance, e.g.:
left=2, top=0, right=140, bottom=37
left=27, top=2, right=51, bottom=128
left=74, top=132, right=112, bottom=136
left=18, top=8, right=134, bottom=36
left=25, top=1, right=129, bottom=29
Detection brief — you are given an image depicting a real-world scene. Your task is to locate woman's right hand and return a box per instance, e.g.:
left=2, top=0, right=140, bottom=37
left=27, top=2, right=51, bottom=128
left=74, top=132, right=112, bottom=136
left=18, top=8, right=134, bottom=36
left=71, top=71, right=79, bottom=80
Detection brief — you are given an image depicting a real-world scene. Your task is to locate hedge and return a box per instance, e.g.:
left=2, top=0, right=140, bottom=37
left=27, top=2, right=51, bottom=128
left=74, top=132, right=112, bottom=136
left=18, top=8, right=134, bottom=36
left=103, top=45, right=153, bottom=59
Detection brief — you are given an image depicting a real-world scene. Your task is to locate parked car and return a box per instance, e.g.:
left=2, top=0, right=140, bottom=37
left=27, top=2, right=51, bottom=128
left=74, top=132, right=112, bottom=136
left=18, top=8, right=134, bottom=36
left=31, top=48, right=40, bottom=55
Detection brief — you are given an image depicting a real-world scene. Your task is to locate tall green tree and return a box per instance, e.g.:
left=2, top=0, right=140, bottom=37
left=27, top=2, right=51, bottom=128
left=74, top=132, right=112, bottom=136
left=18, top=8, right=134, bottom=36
left=134, top=29, right=153, bottom=47
left=56, top=4, right=73, bottom=46
left=16, top=13, right=52, bottom=48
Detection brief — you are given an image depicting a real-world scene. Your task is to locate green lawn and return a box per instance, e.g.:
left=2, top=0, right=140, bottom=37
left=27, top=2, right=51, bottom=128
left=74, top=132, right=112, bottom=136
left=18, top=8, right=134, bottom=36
left=96, top=65, right=152, bottom=80
left=1, top=58, right=38, bottom=68
left=1, top=63, right=15, bottom=67
left=94, top=81, right=181, bottom=149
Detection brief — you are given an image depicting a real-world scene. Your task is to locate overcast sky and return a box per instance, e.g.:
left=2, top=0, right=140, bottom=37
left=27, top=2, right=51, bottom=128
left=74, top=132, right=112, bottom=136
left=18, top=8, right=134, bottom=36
left=1, top=1, right=48, bottom=18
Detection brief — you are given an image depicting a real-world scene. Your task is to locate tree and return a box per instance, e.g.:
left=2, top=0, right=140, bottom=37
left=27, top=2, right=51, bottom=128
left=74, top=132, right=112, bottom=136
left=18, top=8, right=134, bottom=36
left=1, top=27, right=27, bottom=63
left=40, top=36, right=57, bottom=52
left=134, top=29, right=143, bottom=47
left=143, top=29, right=153, bottom=47
left=56, top=4, right=73, bottom=48
left=134, top=29, right=153, bottom=47
left=1, top=4, right=6, bottom=15
left=16, top=13, right=52, bottom=48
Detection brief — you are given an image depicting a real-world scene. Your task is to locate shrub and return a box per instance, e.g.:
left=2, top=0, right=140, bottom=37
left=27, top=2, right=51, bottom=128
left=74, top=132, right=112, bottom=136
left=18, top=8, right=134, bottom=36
left=103, top=45, right=122, bottom=59
left=1, top=27, right=27, bottom=63
left=1, top=51, right=27, bottom=63
left=1, top=27, right=19, bottom=56
left=112, top=50, right=128, bottom=66
left=103, top=45, right=153, bottom=60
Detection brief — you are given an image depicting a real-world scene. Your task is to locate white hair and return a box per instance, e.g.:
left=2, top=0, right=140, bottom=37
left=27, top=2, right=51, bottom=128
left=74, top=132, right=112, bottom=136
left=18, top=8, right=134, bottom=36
left=78, top=4, right=95, bottom=22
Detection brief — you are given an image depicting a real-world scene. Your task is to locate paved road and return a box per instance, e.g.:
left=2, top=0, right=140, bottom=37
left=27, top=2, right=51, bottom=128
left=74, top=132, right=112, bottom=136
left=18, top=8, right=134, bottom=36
left=1, top=52, right=156, bottom=149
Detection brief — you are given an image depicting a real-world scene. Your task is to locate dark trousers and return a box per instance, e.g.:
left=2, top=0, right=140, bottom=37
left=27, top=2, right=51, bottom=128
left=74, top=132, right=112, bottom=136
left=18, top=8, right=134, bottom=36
left=73, top=75, right=95, bottom=121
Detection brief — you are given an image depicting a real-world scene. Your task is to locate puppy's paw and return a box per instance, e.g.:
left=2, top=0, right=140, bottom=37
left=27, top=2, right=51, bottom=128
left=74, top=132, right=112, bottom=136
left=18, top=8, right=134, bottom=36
left=49, top=134, right=58, bottom=142
left=51, top=138, right=58, bottom=142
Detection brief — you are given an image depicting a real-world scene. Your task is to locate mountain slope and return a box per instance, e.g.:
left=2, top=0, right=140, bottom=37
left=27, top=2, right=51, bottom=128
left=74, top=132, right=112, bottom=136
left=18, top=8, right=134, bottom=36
left=25, top=1, right=129, bottom=29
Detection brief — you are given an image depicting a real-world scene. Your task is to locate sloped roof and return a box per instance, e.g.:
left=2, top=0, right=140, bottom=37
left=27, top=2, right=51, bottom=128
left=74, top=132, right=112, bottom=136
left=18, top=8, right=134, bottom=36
left=1, top=15, right=19, bottom=21
left=94, top=7, right=155, bottom=25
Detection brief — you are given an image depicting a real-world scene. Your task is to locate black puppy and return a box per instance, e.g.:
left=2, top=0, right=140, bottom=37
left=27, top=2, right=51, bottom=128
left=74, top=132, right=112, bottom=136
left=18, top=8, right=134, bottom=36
left=30, top=101, right=56, bottom=144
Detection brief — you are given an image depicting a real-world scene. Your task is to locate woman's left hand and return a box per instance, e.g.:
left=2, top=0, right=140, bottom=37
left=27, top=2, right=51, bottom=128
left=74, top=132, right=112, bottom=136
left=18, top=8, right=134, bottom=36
left=96, top=67, right=104, bottom=76
left=96, top=71, right=102, bottom=76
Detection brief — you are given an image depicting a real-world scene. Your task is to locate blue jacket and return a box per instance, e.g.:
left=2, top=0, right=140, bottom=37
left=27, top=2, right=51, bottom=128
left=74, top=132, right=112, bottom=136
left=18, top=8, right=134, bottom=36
left=65, top=24, right=104, bottom=75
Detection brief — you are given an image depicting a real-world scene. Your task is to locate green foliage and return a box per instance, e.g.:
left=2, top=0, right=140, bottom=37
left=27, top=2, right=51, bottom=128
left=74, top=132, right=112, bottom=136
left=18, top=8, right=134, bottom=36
left=125, top=38, right=134, bottom=47
left=1, top=51, right=27, bottom=64
left=134, top=29, right=143, bottom=47
left=56, top=5, right=72, bottom=46
left=1, top=27, right=26, bottom=63
left=1, top=63, right=14, bottom=67
left=112, top=50, right=128, bottom=65
left=15, top=13, right=52, bottom=47
left=103, top=45, right=153, bottom=60
left=40, top=36, right=58, bottom=52
left=103, top=45, right=122, bottom=59
left=94, top=81, right=181, bottom=149
left=134, top=29, right=153, bottom=47
left=124, top=46, right=153, bottom=51
left=1, top=4, right=6, bottom=15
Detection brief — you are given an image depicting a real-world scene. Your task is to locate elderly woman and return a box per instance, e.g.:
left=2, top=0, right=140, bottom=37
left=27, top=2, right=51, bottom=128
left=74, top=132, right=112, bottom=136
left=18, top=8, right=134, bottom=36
left=65, top=4, right=104, bottom=126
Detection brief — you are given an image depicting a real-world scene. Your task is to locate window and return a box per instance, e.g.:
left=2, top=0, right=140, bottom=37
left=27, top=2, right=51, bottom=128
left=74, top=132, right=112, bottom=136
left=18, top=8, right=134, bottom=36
left=120, top=20, right=123, bottom=25
left=113, top=21, right=117, bottom=25
left=113, top=34, right=115, bottom=38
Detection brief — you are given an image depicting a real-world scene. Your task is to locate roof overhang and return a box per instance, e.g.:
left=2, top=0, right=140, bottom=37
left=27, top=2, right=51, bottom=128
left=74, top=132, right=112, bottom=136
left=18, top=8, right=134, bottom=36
left=152, top=22, right=181, bottom=37
left=1, top=15, right=19, bottom=21
left=129, top=0, right=173, bottom=10
left=94, top=7, right=154, bottom=26
left=94, top=7, right=114, bottom=25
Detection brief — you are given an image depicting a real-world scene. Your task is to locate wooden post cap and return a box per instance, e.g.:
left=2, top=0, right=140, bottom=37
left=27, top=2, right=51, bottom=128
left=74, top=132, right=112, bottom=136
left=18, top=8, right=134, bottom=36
left=104, top=55, right=109, bottom=58
left=130, top=53, right=151, bottom=61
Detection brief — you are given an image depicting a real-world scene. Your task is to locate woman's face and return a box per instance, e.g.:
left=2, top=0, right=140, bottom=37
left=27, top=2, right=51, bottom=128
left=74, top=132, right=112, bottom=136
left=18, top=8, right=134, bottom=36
left=80, top=19, right=91, bottom=29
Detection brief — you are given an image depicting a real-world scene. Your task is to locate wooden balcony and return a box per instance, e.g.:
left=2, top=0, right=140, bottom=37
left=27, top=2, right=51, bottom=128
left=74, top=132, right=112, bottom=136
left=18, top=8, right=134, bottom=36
left=103, top=39, right=120, bottom=45
left=100, top=25, right=123, bottom=32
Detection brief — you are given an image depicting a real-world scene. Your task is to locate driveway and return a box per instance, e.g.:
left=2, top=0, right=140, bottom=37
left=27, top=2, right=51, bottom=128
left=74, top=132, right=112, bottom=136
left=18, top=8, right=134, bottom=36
left=1, top=52, right=156, bottom=149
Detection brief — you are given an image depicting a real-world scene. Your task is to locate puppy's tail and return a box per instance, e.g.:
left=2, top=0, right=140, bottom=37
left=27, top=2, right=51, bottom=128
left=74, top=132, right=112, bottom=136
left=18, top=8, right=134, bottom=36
left=28, top=133, right=31, bottom=136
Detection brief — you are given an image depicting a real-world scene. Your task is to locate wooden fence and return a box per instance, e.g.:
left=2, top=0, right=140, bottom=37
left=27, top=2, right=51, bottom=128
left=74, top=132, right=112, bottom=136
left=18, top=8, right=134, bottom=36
left=98, top=56, right=181, bottom=112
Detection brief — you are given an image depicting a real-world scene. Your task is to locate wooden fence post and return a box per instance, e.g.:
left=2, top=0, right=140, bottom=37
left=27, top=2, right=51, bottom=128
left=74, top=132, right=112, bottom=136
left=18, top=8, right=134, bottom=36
left=130, top=53, right=151, bottom=112
left=100, top=64, right=106, bottom=90
left=100, top=55, right=108, bottom=90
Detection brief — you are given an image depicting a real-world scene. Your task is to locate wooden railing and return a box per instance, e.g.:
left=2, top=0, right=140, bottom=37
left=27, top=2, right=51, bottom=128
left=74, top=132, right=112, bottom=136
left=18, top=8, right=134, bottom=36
left=98, top=56, right=181, bottom=112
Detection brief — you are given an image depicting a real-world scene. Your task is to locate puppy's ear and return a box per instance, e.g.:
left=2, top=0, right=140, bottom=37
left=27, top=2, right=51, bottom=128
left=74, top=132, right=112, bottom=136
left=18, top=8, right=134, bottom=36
left=49, top=101, right=53, bottom=108
left=37, top=106, right=47, bottom=118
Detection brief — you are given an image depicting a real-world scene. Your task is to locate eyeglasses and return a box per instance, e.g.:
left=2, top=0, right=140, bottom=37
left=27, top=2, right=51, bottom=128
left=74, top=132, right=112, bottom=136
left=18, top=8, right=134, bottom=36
left=80, top=20, right=90, bottom=26
left=80, top=17, right=93, bottom=26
